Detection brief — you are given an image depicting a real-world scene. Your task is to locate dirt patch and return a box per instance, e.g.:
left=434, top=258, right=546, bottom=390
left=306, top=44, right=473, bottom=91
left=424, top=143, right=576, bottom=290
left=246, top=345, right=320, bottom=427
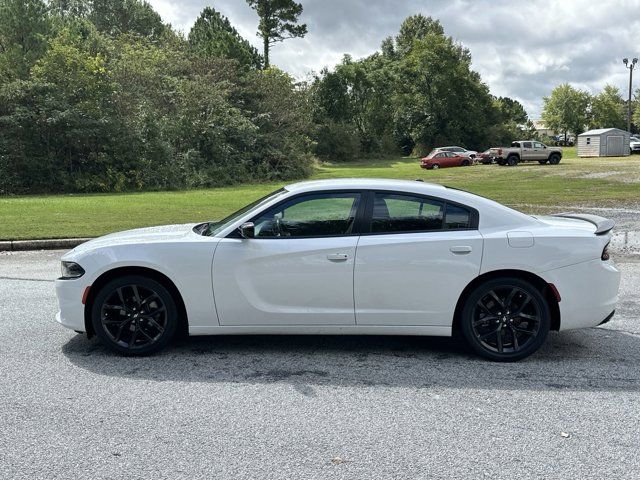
left=579, top=171, right=623, bottom=179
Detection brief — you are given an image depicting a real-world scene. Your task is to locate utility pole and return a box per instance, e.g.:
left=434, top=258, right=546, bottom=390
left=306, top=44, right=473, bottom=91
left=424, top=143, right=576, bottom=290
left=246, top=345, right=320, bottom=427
left=623, top=57, right=637, bottom=133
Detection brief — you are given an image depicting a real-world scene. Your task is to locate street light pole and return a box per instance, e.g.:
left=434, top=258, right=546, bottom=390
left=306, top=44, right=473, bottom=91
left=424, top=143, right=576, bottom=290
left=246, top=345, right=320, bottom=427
left=623, top=57, right=638, bottom=133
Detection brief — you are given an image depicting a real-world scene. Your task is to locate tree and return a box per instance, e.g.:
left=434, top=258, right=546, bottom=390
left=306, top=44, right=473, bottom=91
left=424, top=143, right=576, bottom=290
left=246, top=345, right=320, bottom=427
left=590, top=84, right=626, bottom=129
left=395, top=14, right=444, bottom=56
left=83, top=0, right=167, bottom=39
left=541, top=84, right=591, bottom=139
left=48, top=0, right=91, bottom=18
left=188, top=7, right=262, bottom=68
left=394, top=20, right=495, bottom=153
left=633, top=88, right=640, bottom=133
left=311, top=14, right=509, bottom=158
left=0, top=0, right=51, bottom=81
left=246, top=0, right=307, bottom=68
left=494, top=96, right=528, bottom=125
left=0, top=2, right=314, bottom=194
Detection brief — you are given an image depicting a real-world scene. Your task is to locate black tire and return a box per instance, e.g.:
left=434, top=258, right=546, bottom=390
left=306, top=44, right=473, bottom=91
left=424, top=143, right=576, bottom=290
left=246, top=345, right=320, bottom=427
left=462, top=159, right=470, bottom=166
left=91, top=275, right=179, bottom=356
left=548, top=153, right=561, bottom=165
left=431, top=163, right=440, bottom=170
left=460, top=277, right=550, bottom=362
left=506, top=155, right=519, bottom=166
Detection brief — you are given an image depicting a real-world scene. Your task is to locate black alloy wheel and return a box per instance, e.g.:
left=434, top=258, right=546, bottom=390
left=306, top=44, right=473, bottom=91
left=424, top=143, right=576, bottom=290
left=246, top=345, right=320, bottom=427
left=91, top=275, right=178, bottom=355
left=461, top=277, right=550, bottom=361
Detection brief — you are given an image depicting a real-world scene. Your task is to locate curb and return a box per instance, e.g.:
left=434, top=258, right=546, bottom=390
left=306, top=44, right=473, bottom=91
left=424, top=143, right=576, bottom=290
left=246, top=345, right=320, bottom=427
left=0, top=238, right=93, bottom=252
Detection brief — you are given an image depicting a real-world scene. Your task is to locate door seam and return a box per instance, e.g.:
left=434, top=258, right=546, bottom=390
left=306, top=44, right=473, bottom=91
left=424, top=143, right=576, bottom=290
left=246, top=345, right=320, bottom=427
left=353, top=235, right=361, bottom=325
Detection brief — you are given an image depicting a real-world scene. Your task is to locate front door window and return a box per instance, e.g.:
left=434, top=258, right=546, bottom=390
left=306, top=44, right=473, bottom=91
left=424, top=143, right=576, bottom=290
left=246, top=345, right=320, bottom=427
left=253, top=192, right=362, bottom=238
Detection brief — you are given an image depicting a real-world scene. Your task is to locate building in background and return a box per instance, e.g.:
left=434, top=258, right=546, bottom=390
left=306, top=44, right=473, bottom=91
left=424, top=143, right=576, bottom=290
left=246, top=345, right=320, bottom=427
left=532, top=119, right=556, bottom=137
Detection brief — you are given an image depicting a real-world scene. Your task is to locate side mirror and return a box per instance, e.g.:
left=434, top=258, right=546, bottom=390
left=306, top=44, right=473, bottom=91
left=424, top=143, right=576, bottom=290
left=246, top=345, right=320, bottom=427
left=238, top=222, right=255, bottom=239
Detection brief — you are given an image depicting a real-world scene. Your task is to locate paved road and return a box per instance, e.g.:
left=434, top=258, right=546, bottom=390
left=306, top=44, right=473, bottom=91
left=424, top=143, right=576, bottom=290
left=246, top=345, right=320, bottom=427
left=1, top=250, right=639, bottom=479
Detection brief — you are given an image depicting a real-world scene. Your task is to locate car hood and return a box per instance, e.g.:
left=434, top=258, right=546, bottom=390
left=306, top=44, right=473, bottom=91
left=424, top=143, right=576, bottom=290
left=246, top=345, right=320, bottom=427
left=68, top=223, right=199, bottom=255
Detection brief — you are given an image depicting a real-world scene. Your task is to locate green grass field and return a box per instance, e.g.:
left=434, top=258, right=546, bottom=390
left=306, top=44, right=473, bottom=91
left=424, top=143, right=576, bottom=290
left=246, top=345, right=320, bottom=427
left=1, top=147, right=639, bottom=240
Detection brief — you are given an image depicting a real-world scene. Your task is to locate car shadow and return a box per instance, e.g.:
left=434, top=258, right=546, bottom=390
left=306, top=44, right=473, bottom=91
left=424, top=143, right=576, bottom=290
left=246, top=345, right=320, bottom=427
left=61, top=325, right=640, bottom=393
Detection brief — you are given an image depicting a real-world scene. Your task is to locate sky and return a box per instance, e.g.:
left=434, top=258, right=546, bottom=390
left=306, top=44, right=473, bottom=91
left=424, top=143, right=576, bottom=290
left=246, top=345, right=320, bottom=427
left=147, top=0, right=640, bottom=119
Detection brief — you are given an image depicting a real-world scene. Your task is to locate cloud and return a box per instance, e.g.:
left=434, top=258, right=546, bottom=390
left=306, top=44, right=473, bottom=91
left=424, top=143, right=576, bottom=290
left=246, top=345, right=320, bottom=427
left=147, top=0, right=640, bottom=118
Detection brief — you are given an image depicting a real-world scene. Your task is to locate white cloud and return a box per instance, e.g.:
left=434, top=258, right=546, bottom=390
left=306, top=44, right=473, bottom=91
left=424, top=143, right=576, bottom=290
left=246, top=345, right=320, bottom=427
left=147, top=0, right=640, bottom=118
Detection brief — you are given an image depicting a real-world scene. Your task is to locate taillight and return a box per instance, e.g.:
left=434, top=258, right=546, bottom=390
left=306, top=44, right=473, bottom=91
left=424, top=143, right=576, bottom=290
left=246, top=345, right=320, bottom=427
left=601, top=243, right=610, bottom=261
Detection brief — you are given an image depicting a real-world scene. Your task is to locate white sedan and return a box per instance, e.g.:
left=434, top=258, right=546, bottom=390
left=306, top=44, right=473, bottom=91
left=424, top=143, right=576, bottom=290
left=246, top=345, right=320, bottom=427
left=56, top=179, right=620, bottom=361
left=436, top=146, right=478, bottom=159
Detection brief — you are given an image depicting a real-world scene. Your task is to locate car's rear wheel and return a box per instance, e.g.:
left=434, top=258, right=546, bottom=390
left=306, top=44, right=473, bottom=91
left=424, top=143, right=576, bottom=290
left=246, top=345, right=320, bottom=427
left=506, top=155, right=519, bottom=166
left=91, top=275, right=178, bottom=356
left=462, top=159, right=470, bottom=166
left=460, top=277, right=550, bottom=361
left=548, top=153, right=561, bottom=165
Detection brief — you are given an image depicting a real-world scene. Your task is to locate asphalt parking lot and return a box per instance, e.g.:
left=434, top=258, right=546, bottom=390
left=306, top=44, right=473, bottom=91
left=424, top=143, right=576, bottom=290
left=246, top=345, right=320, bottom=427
left=1, top=250, right=639, bottom=479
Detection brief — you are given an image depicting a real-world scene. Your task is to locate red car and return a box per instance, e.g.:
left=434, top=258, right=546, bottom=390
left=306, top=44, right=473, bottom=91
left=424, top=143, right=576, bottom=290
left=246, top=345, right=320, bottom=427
left=420, top=150, right=473, bottom=169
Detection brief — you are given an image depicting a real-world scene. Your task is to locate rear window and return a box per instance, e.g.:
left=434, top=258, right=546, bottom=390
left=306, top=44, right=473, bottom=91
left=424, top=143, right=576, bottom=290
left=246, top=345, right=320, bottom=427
left=445, top=204, right=471, bottom=229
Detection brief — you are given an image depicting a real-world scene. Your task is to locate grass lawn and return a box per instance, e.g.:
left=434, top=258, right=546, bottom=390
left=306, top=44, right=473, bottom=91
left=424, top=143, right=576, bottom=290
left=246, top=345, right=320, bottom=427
left=1, top=147, right=639, bottom=240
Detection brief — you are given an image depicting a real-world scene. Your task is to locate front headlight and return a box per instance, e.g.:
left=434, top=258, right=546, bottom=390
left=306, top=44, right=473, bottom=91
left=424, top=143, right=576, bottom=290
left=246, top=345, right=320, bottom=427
left=60, top=261, right=85, bottom=279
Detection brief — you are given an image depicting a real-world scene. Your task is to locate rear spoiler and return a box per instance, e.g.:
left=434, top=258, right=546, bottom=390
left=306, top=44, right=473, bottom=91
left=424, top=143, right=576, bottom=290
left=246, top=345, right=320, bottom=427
left=552, top=213, right=615, bottom=235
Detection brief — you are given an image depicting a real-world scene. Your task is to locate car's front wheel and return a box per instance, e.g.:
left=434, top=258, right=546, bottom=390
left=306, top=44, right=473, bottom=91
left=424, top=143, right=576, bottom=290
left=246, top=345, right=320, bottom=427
left=91, top=275, right=178, bottom=355
left=460, top=277, right=550, bottom=361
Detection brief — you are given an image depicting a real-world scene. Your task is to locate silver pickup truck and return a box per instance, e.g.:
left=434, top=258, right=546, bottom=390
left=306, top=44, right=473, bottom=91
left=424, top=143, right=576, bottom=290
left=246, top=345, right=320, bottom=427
left=490, top=141, right=563, bottom=166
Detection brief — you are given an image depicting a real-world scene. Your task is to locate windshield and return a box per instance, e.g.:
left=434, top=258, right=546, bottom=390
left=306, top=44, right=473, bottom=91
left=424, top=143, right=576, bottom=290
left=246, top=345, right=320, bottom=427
left=204, top=188, right=288, bottom=236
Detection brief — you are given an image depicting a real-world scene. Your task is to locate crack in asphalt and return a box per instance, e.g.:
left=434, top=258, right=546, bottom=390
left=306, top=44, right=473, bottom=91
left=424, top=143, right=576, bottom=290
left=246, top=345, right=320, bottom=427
left=0, top=276, right=55, bottom=283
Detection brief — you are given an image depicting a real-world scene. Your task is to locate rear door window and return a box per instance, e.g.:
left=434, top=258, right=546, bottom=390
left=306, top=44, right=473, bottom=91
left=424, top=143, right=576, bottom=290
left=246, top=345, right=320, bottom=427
left=368, top=192, right=476, bottom=234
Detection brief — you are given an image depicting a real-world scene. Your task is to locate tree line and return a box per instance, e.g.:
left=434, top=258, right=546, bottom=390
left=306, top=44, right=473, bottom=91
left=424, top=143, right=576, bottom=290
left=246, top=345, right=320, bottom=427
left=542, top=83, right=640, bottom=138
left=0, top=0, right=531, bottom=195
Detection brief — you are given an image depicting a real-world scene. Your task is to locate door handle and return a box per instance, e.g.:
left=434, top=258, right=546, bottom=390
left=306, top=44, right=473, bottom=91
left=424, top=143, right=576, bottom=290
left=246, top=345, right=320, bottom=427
left=450, top=246, right=472, bottom=254
left=327, top=253, right=349, bottom=261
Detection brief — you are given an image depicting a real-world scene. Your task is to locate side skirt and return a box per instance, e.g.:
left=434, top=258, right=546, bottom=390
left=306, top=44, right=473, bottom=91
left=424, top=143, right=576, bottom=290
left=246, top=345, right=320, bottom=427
left=189, top=325, right=452, bottom=337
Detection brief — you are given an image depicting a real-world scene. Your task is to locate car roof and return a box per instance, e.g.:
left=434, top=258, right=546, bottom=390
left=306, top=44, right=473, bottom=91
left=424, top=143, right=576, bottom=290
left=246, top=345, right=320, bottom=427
left=285, top=178, right=447, bottom=194
left=283, top=178, right=535, bottom=230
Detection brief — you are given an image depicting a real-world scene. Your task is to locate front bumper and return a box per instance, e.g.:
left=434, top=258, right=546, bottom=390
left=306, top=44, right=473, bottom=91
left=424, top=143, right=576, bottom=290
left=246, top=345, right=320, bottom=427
left=55, top=278, right=89, bottom=332
left=541, top=259, right=620, bottom=331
